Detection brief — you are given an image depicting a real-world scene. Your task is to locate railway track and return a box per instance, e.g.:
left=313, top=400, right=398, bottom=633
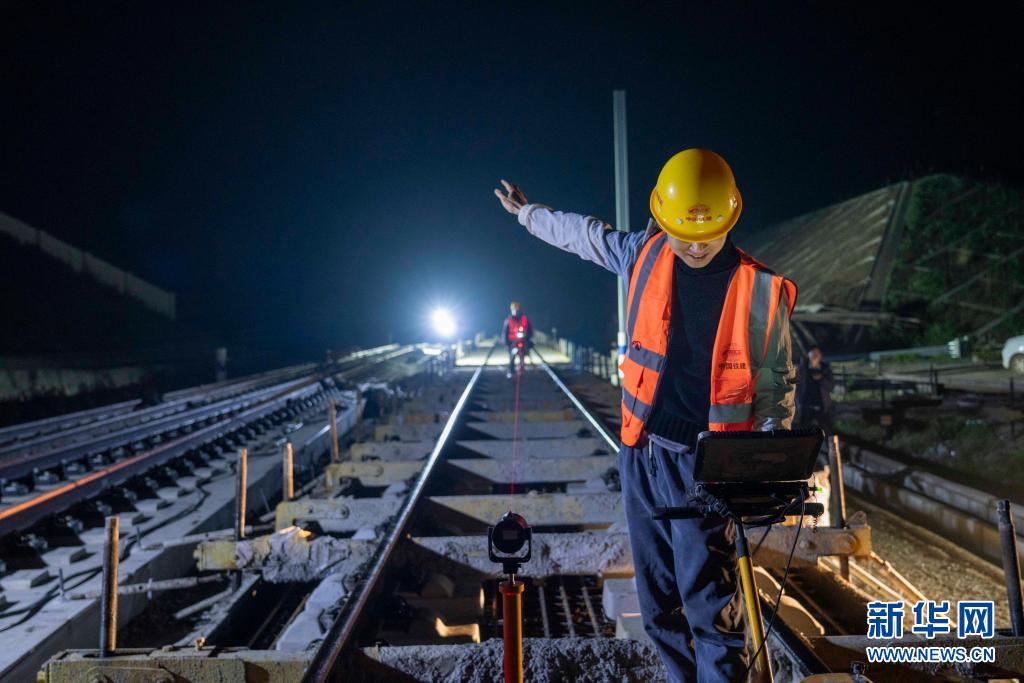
left=0, top=361, right=319, bottom=463
left=0, top=343, right=430, bottom=680
left=23, top=344, right=1024, bottom=682
left=0, top=347, right=408, bottom=539
left=301, top=355, right=856, bottom=682
left=833, top=429, right=1024, bottom=569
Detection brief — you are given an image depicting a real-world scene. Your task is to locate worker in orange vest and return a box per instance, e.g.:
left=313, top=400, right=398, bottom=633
left=495, top=149, right=797, bottom=682
left=501, top=300, right=533, bottom=377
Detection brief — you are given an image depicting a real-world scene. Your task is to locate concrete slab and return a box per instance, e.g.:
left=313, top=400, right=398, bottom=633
left=402, top=397, right=458, bottom=414
left=78, top=517, right=139, bottom=546
left=420, top=573, right=454, bottom=597
left=155, top=486, right=181, bottom=502
left=39, top=647, right=312, bottom=682
left=208, top=457, right=231, bottom=475
left=196, top=528, right=376, bottom=583
left=325, top=461, right=424, bottom=489
left=466, top=421, right=592, bottom=440
left=467, top=410, right=577, bottom=423
left=406, top=531, right=633, bottom=578
left=351, top=441, right=433, bottom=461
left=383, top=481, right=409, bottom=497
left=602, top=577, right=640, bottom=620
left=134, top=498, right=171, bottom=514
left=749, top=524, right=871, bottom=568
left=376, top=613, right=481, bottom=645
left=755, top=567, right=825, bottom=637
left=400, top=594, right=484, bottom=620
left=374, top=423, right=444, bottom=442
left=304, top=571, right=348, bottom=611
left=192, top=466, right=214, bottom=482
left=458, top=342, right=569, bottom=366
left=615, top=613, right=651, bottom=644
left=176, top=475, right=199, bottom=491
left=472, top=398, right=571, bottom=412
left=457, top=438, right=611, bottom=459
left=359, top=636, right=665, bottom=682
left=40, top=546, right=90, bottom=569
left=275, top=497, right=404, bottom=533
left=475, top=390, right=565, bottom=404
left=276, top=615, right=325, bottom=651
left=392, top=411, right=446, bottom=425
left=427, top=493, right=622, bottom=527
left=566, top=478, right=615, bottom=494
left=447, top=456, right=614, bottom=484
left=274, top=570, right=353, bottom=650
left=1, top=568, right=52, bottom=591
left=1, top=400, right=358, bottom=682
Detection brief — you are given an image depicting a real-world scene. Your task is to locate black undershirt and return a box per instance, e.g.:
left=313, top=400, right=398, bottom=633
left=646, top=238, right=740, bottom=448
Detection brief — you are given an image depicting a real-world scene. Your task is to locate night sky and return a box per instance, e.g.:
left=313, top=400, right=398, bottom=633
left=3, top=3, right=1022, bottom=357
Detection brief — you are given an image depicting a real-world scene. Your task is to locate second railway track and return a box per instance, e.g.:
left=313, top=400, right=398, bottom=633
left=0, top=343, right=429, bottom=680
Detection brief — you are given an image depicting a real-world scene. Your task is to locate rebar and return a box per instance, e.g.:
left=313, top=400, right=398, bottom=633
left=235, top=448, right=247, bottom=540
left=99, top=516, right=119, bottom=655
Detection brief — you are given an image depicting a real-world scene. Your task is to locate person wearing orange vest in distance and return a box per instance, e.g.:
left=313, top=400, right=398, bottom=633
left=501, top=300, right=533, bottom=378
left=494, top=149, right=796, bottom=683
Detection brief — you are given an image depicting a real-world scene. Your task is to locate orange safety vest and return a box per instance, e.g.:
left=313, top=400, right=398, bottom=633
left=619, top=234, right=797, bottom=447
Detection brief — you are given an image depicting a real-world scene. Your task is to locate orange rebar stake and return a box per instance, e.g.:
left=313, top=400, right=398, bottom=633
left=500, top=578, right=525, bottom=683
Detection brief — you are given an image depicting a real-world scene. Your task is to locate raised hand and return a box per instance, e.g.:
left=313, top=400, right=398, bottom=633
left=494, top=180, right=528, bottom=215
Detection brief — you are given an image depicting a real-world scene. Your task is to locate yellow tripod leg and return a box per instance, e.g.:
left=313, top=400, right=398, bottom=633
left=736, top=523, right=773, bottom=682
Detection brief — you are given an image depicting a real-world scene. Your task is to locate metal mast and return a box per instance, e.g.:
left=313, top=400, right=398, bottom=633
left=613, top=90, right=630, bottom=369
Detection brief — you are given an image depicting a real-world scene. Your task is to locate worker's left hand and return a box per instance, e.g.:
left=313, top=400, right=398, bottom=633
left=494, top=180, right=528, bottom=215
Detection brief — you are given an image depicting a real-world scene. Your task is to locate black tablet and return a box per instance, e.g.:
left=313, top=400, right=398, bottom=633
left=693, top=429, right=824, bottom=484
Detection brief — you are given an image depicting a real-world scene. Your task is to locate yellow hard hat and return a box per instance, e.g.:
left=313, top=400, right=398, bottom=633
left=510, top=301, right=521, bottom=310
left=649, top=149, right=743, bottom=243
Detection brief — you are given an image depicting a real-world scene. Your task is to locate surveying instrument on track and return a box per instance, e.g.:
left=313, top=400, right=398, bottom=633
left=488, top=511, right=533, bottom=683
left=654, top=429, right=826, bottom=683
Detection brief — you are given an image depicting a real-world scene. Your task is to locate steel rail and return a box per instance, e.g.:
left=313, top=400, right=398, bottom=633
left=302, top=347, right=491, bottom=683
left=1, top=400, right=191, bottom=461
left=1, top=346, right=390, bottom=459
left=531, top=349, right=619, bottom=452
left=0, top=347, right=419, bottom=538
left=2, top=362, right=321, bottom=458
left=0, top=381, right=323, bottom=538
left=0, top=347, right=406, bottom=480
left=0, top=400, right=141, bottom=446
left=161, top=362, right=318, bottom=403
left=0, top=371, right=310, bottom=461
left=0, top=379, right=305, bottom=480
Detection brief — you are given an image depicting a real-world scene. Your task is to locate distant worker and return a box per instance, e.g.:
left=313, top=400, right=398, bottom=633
left=495, top=149, right=796, bottom=682
left=501, top=300, right=533, bottom=377
left=796, top=346, right=835, bottom=434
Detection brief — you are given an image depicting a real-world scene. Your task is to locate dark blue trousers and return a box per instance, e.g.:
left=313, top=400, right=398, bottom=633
left=619, top=441, right=748, bottom=682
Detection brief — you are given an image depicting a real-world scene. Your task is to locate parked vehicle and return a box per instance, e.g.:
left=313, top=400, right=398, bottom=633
left=1002, top=334, right=1024, bottom=374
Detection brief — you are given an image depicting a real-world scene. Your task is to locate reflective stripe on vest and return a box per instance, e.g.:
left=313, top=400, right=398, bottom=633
left=618, top=238, right=796, bottom=446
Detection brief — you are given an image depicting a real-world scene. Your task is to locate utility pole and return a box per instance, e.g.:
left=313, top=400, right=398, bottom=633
left=613, top=90, right=630, bottom=370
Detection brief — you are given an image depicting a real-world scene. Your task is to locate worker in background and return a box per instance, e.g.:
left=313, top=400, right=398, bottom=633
left=796, top=346, right=835, bottom=434
left=495, top=149, right=796, bottom=682
left=501, top=300, right=533, bottom=377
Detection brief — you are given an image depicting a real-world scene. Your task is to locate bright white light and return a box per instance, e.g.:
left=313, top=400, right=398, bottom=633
left=431, top=308, right=457, bottom=339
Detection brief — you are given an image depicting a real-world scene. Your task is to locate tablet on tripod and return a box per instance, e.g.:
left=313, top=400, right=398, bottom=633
left=688, top=428, right=825, bottom=518
left=693, top=428, right=823, bottom=483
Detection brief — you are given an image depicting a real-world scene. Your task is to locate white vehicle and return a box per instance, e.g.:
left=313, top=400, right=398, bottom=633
left=1003, top=334, right=1024, bottom=374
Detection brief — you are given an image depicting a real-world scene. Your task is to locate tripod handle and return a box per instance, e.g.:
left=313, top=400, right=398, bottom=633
left=802, top=502, right=826, bottom=517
